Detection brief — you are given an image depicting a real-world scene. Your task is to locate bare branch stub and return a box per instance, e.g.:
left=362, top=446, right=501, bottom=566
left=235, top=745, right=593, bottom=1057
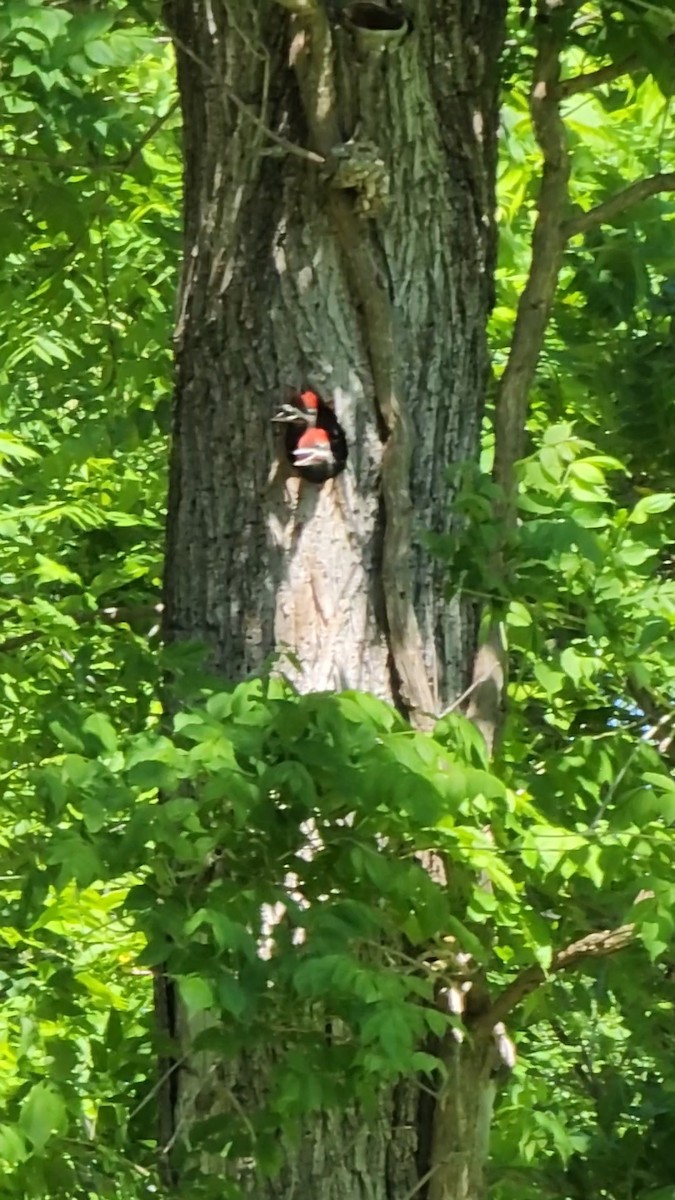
left=343, top=1, right=409, bottom=49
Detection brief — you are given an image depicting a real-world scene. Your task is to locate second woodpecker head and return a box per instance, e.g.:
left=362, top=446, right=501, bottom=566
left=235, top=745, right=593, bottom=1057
left=271, top=389, right=320, bottom=428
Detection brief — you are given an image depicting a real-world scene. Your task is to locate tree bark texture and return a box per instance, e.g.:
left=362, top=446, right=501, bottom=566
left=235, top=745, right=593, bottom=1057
left=164, top=0, right=504, bottom=716
left=162, top=1, right=506, bottom=1196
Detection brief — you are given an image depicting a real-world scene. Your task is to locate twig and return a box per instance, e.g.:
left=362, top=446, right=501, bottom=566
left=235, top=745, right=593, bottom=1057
left=472, top=924, right=635, bottom=1034
left=434, top=659, right=502, bottom=721
left=1, top=95, right=181, bottom=308
left=564, top=171, right=675, bottom=237
left=548, top=1017, right=601, bottom=1103
left=0, top=99, right=180, bottom=175
left=590, top=708, right=675, bottom=828
left=400, top=1161, right=441, bottom=1200
left=128, top=1053, right=188, bottom=1123
left=122, top=99, right=181, bottom=168
left=168, top=28, right=324, bottom=165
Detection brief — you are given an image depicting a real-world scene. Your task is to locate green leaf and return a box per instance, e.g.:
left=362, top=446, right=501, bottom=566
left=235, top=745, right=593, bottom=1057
left=179, top=977, right=216, bottom=1016
left=217, top=973, right=247, bottom=1018
left=82, top=712, right=118, bottom=754
left=74, top=972, right=125, bottom=1007
left=508, top=600, right=532, bottom=627
left=559, top=647, right=580, bottom=686
left=18, top=1083, right=67, bottom=1151
left=49, top=721, right=85, bottom=753
left=0, top=1124, right=27, bottom=1166
left=533, top=662, right=564, bottom=697
left=0, top=432, right=39, bottom=462
left=628, top=494, right=674, bottom=523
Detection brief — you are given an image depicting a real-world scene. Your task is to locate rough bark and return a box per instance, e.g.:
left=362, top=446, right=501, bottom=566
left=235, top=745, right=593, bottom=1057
left=164, top=0, right=504, bottom=711
left=161, top=1, right=506, bottom=1197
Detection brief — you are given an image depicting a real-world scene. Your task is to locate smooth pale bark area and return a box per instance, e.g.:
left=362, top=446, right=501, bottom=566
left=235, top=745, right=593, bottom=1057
left=162, top=1, right=506, bottom=1197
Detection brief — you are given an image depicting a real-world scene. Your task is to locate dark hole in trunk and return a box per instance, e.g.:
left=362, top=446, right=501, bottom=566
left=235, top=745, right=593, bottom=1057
left=346, top=3, right=407, bottom=32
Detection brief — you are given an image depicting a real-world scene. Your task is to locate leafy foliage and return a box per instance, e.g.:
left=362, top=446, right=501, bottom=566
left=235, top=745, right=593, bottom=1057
left=0, top=0, right=178, bottom=757
left=6, top=660, right=672, bottom=1192
left=485, top=9, right=675, bottom=1194
left=0, top=1, right=675, bottom=1199
left=0, top=1, right=179, bottom=1195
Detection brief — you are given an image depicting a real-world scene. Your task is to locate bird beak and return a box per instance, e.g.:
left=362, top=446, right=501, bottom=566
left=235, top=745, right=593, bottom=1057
left=293, top=445, right=334, bottom=466
left=271, top=403, right=307, bottom=424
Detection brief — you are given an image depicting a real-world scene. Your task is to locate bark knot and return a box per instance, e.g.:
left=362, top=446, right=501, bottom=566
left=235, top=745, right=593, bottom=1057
left=323, top=139, right=391, bottom=216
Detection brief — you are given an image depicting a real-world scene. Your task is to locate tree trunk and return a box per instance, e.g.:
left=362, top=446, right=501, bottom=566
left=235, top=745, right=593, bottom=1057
left=161, top=1, right=506, bottom=1196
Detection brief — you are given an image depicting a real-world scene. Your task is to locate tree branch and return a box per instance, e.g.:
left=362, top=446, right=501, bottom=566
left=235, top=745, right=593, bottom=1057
left=564, top=172, right=675, bottom=237
left=492, top=22, right=570, bottom=517
left=624, top=683, right=675, bottom=760
left=469, top=25, right=675, bottom=754
left=469, top=20, right=571, bottom=752
left=0, top=99, right=180, bottom=175
left=472, top=924, right=635, bottom=1035
left=558, top=54, right=639, bottom=98
left=548, top=1017, right=602, bottom=1103
left=560, top=33, right=675, bottom=99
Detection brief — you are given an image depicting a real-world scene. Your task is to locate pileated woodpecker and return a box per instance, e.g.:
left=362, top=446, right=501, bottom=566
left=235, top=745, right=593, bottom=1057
left=271, top=389, right=348, bottom=484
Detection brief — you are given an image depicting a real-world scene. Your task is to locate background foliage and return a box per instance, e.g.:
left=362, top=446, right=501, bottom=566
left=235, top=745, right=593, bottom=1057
left=0, top=1, right=177, bottom=1194
left=0, top=2, right=674, bottom=1198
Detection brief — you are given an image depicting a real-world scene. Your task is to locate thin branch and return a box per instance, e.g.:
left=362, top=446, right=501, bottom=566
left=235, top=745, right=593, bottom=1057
left=564, top=171, right=675, bottom=237
left=590, top=707, right=675, bottom=827
left=629, top=683, right=675, bottom=757
left=221, top=76, right=325, bottom=165
left=0, top=152, right=99, bottom=170
left=128, top=1053, right=188, bottom=1124
left=472, top=924, right=635, bottom=1034
left=560, top=33, right=675, bottom=99
left=169, top=28, right=324, bottom=165
left=123, top=98, right=181, bottom=168
left=558, top=54, right=639, bottom=98
left=470, top=19, right=571, bottom=752
left=492, top=21, right=570, bottom=516
left=548, top=1017, right=602, bottom=1103
left=434, top=654, right=503, bottom=721
left=0, top=99, right=180, bottom=175
left=400, top=1161, right=441, bottom=1200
